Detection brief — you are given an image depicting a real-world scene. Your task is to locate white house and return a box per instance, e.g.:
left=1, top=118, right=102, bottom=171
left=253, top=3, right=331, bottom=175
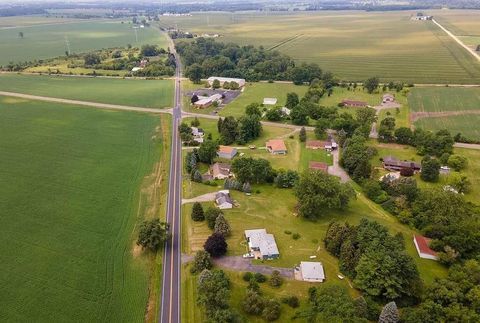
left=215, top=190, right=233, bottom=209
left=263, top=98, right=278, bottom=105
left=244, top=229, right=279, bottom=260
left=280, top=107, right=291, bottom=116
left=193, top=94, right=222, bottom=109
left=297, top=261, right=325, bottom=282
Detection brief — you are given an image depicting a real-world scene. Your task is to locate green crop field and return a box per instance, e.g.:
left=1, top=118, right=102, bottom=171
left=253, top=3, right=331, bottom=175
left=431, top=9, right=480, bottom=36
left=0, top=74, right=173, bottom=108
left=415, top=114, right=480, bottom=141
left=0, top=19, right=168, bottom=65
left=161, top=11, right=480, bottom=84
left=409, top=87, right=480, bottom=112
left=0, top=15, right=81, bottom=28
left=0, top=96, right=165, bottom=322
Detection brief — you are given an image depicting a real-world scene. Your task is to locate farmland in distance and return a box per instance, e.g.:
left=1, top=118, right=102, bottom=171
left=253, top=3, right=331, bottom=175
left=0, top=97, right=164, bottom=322
left=160, top=10, right=480, bottom=84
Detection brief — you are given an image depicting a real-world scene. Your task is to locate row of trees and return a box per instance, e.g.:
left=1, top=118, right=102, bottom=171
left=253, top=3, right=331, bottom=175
left=217, top=114, right=262, bottom=145
left=179, top=38, right=333, bottom=84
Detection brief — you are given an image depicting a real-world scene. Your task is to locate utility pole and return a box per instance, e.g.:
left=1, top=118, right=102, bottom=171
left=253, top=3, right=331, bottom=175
left=64, top=36, right=71, bottom=55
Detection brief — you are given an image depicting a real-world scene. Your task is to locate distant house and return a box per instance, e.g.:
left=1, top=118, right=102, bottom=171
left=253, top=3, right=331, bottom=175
left=266, top=139, right=287, bottom=155
left=193, top=94, right=222, bottom=109
left=280, top=107, right=291, bottom=116
left=413, top=235, right=438, bottom=260
left=380, top=172, right=401, bottom=182
left=296, top=261, right=325, bottom=282
left=382, top=93, right=395, bottom=103
left=191, top=127, right=204, bottom=143
left=207, top=77, right=246, bottom=88
left=383, top=156, right=421, bottom=172
left=217, top=145, right=237, bottom=159
left=440, top=166, right=451, bottom=175
left=215, top=190, right=234, bottom=209
left=263, top=98, right=278, bottom=105
left=245, top=229, right=279, bottom=260
left=309, top=161, right=329, bottom=173
left=414, top=15, right=433, bottom=21
left=210, top=162, right=232, bottom=180
left=306, top=140, right=327, bottom=150
left=342, top=99, right=368, bottom=108
left=131, top=67, right=143, bottom=72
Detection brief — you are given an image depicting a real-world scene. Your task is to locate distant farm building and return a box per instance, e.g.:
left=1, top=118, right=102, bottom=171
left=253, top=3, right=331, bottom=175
left=309, top=161, right=329, bottom=173
left=207, top=77, right=246, bottom=88
left=295, top=261, right=325, bottom=282
left=245, top=229, right=279, bottom=260
left=413, top=235, right=438, bottom=260
left=217, top=145, right=237, bottom=159
left=383, top=156, right=421, bottom=172
left=215, top=190, right=234, bottom=209
left=209, top=162, right=232, bottom=180
left=263, top=98, right=278, bottom=105
left=342, top=99, right=368, bottom=108
left=280, top=107, right=291, bottom=116
left=382, top=93, right=395, bottom=103
left=413, top=15, right=433, bottom=21
left=266, top=139, right=287, bottom=155
left=306, top=139, right=337, bottom=151
left=193, top=93, right=222, bottom=109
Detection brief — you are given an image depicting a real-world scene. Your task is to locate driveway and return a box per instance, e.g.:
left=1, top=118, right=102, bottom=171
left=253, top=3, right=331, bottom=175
left=329, top=149, right=350, bottom=183
left=182, top=192, right=217, bottom=204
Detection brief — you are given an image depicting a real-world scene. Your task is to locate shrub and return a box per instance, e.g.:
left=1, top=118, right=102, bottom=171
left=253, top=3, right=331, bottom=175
left=281, top=296, right=299, bottom=308
left=284, top=230, right=292, bottom=235
left=204, top=232, right=227, bottom=257
left=400, top=167, right=414, bottom=177
left=191, top=202, right=205, bottom=221
left=292, top=233, right=301, bottom=240
left=269, top=270, right=283, bottom=288
left=243, top=272, right=254, bottom=282
left=254, top=272, right=267, bottom=283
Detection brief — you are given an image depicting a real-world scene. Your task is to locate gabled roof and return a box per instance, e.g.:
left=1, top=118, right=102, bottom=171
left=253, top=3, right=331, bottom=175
left=218, top=145, right=236, bottom=154
left=414, top=235, right=437, bottom=257
left=342, top=99, right=367, bottom=106
left=211, top=162, right=231, bottom=177
left=266, top=139, right=287, bottom=152
left=215, top=190, right=233, bottom=205
left=306, top=140, right=327, bottom=148
left=309, top=161, right=328, bottom=172
left=383, top=155, right=421, bottom=169
left=245, top=229, right=279, bottom=257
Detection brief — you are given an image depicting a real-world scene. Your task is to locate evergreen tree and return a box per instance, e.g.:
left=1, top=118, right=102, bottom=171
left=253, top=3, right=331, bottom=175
left=378, top=302, right=399, bottom=323
left=191, top=202, right=205, bottom=221
left=205, top=207, right=223, bottom=229
left=214, top=214, right=231, bottom=237
left=191, top=168, right=203, bottom=183
left=269, top=270, right=283, bottom=288
left=192, top=250, right=212, bottom=273
left=299, top=127, right=307, bottom=142
left=286, top=92, right=299, bottom=109
left=243, top=290, right=265, bottom=315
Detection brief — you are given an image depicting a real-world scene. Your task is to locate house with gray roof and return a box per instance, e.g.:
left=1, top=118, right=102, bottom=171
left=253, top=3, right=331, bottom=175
left=244, top=229, right=279, bottom=260
left=215, top=190, right=233, bottom=209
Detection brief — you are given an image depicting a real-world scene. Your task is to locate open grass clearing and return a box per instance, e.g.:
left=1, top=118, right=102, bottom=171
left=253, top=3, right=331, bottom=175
left=165, top=11, right=480, bottom=83
left=0, top=96, right=167, bottom=322
left=0, top=20, right=168, bottom=65
left=0, top=73, right=173, bottom=108
left=409, top=87, right=480, bottom=113
left=414, top=114, right=480, bottom=142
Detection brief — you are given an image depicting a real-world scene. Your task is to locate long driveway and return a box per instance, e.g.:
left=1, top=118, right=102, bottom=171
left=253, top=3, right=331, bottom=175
left=432, top=19, right=480, bottom=62
left=159, top=46, right=182, bottom=323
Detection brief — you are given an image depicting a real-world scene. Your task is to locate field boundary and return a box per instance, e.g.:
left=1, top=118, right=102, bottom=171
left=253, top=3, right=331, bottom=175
left=433, top=19, right=480, bottom=62
left=410, top=110, right=480, bottom=122
left=267, top=34, right=303, bottom=51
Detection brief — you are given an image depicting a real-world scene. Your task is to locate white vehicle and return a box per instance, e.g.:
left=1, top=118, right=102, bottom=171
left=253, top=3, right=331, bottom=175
left=243, top=253, right=254, bottom=258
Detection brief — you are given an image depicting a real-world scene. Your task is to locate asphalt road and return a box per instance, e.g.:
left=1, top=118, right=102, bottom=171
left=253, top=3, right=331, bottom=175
left=159, top=46, right=182, bottom=323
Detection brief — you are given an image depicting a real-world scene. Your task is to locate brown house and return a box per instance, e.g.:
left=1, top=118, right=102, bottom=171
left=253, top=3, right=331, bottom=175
left=383, top=156, right=421, bottom=172
left=306, top=140, right=327, bottom=150
left=342, top=99, right=367, bottom=108
left=309, top=161, right=329, bottom=173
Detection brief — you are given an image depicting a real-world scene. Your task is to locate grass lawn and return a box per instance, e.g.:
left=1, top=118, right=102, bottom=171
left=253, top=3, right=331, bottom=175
left=164, top=11, right=480, bottom=83
left=0, top=20, right=168, bottom=65
left=182, top=81, right=309, bottom=118
left=0, top=96, right=166, bottom=322
left=409, top=87, right=480, bottom=112
left=0, top=73, right=174, bottom=108
left=414, top=114, right=480, bottom=141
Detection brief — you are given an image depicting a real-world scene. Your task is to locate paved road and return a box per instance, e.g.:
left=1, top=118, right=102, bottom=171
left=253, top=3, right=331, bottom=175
left=0, top=90, right=172, bottom=114
left=159, top=45, right=182, bottom=323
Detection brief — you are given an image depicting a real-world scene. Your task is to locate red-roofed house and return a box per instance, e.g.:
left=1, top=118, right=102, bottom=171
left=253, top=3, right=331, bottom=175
left=413, top=235, right=438, bottom=260
left=266, top=139, right=287, bottom=155
left=306, top=140, right=327, bottom=150
left=217, top=145, right=237, bottom=159
left=309, top=161, right=329, bottom=173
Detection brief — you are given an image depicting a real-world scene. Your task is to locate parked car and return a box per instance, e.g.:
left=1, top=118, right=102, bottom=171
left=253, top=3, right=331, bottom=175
left=243, top=253, right=254, bottom=258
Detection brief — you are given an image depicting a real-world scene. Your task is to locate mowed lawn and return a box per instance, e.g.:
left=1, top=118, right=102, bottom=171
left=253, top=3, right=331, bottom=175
left=0, top=97, right=163, bottom=322
left=0, top=74, right=173, bottom=108
left=0, top=19, right=168, bottom=65
left=409, top=87, right=480, bottom=112
left=163, top=11, right=480, bottom=83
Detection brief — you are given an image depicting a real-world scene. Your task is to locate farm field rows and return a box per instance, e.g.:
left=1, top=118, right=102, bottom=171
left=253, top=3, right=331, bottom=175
left=0, top=15, right=82, bottom=28
left=0, top=74, right=174, bottom=108
left=409, top=87, right=480, bottom=112
left=0, top=96, right=165, bottom=322
left=0, top=19, right=168, bottom=65
left=415, top=114, right=480, bottom=141
left=162, top=11, right=480, bottom=83
left=430, top=9, right=480, bottom=36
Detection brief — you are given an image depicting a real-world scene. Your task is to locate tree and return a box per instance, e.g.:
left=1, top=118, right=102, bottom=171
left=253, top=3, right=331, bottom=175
left=448, top=173, right=471, bottom=194
left=286, top=92, right=299, bottom=109
left=364, top=77, right=379, bottom=94
left=269, top=270, right=283, bottom=288
left=191, top=202, right=205, bottom=221
left=185, top=63, right=203, bottom=83
left=192, top=250, right=212, bottom=273
left=294, top=171, right=355, bottom=219
left=262, top=299, right=281, bottom=321
left=197, top=269, right=231, bottom=319
left=378, top=117, right=396, bottom=143
left=245, top=103, right=261, bottom=117
left=232, top=157, right=274, bottom=184
left=378, top=302, right=399, bottom=323
left=421, top=156, right=440, bottom=182
left=274, top=169, right=299, bottom=188
left=238, top=114, right=262, bottom=143
left=212, top=79, right=221, bottom=89
left=178, top=122, right=193, bottom=142
left=290, top=104, right=309, bottom=125
left=84, top=53, right=101, bottom=66
left=140, top=44, right=159, bottom=56
left=205, top=207, right=223, bottom=229
left=243, top=290, right=265, bottom=315
left=394, top=127, right=413, bottom=145
left=314, top=119, right=329, bottom=139
left=218, top=116, right=238, bottom=145
left=18, top=31, right=24, bottom=38
left=214, top=214, right=231, bottom=237
left=198, top=140, right=218, bottom=164
left=191, top=117, right=200, bottom=127
left=191, top=168, right=202, bottom=183
left=136, top=219, right=169, bottom=251
left=204, top=232, right=228, bottom=257
left=447, top=154, right=468, bottom=171
left=265, top=107, right=283, bottom=121
left=299, top=127, right=307, bottom=142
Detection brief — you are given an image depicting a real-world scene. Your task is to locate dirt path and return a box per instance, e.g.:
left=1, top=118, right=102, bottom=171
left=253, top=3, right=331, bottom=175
left=410, top=110, right=480, bottom=122
left=0, top=91, right=172, bottom=114
left=454, top=142, right=480, bottom=150
left=181, top=192, right=217, bottom=205
left=329, top=149, right=350, bottom=183
left=432, top=19, right=480, bottom=62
